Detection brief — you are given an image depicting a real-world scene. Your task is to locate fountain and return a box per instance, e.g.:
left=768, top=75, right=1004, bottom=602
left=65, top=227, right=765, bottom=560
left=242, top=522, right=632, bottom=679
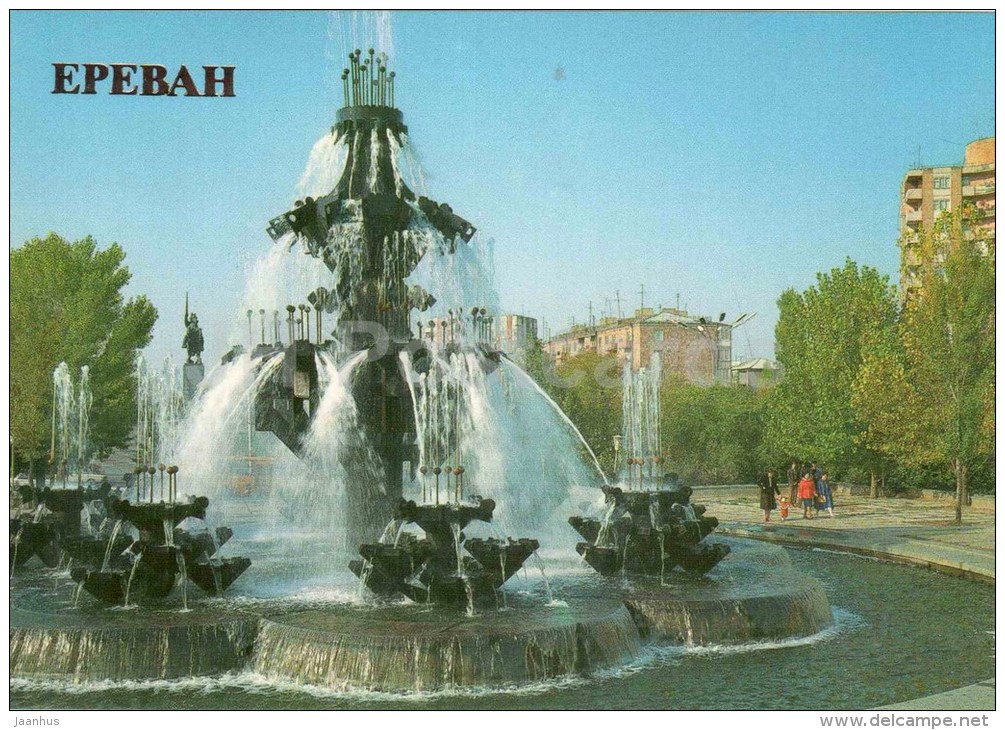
left=67, top=486, right=251, bottom=606
left=9, top=354, right=252, bottom=604
left=10, top=363, right=104, bottom=571
left=253, top=47, right=488, bottom=549
left=567, top=355, right=831, bottom=644
left=350, top=497, right=539, bottom=609
left=10, top=41, right=834, bottom=696
left=570, top=356, right=731, bottom=578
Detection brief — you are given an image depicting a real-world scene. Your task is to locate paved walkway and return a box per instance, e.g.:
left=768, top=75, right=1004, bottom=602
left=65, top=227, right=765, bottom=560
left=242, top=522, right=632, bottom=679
left=692, top=485, right=995, bottom=582
left=879, top=679, right=995, bottom=711
left=692, top=485, right=995, bottom=711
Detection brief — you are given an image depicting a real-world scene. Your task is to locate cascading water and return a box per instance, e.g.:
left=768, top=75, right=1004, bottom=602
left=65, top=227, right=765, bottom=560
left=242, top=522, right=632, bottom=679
left=75, top=366, right=92, bottom=488
left=175, top=352, right=284, bottom=506
left=101, top=521, right=123, bottom=573
left=399, top=343, right=603, bottom=547
left=165, top=42, right=606, bottom=584
left=49, top=363, right=93, bottom=487
left=124, top=553, right=143, bottom=607
left=620, top=353, right=662, bottom=489
left=175, top=551, right=189, bottom=612
left=133, top=355, right=187, bottom=498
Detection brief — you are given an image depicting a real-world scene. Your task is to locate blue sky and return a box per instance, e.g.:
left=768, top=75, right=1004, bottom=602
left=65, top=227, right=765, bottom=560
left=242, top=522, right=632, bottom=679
left=10, top=11, right=995, bottom=365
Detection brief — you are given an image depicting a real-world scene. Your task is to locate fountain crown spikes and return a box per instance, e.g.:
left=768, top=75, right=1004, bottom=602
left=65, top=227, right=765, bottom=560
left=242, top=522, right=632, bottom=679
left=340, top=47, right=400, bottom=115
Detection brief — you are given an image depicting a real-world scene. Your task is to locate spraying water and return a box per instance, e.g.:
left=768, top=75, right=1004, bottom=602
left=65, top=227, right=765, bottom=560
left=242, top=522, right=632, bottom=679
left=620, top=353, right=663, bottom=489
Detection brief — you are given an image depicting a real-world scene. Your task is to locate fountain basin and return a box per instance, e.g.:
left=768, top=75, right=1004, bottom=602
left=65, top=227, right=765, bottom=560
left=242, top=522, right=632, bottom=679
left=9, top=538, right=832, bottom=689
left=10, top=599, right=259, bottom=682
left=252, top=600, right=641, bottom=692
left=619, top=538, right=833, bottom=644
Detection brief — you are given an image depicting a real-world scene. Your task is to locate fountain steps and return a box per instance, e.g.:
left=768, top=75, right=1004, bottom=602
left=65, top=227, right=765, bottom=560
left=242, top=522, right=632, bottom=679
left=252, top=601, right=640, bottom=691
left=623, top=577, right=834, bottom=645
left=10, top=538, right=834, bottom=690
left=10, top=610, right=259, bottom=682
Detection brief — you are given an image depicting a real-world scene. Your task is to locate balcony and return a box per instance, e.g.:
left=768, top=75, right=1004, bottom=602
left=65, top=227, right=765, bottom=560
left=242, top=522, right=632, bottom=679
left=904, top=188, right=923, bottom=202
left=963, top=162, right=995, bottom=174
left=904, top=210, right=922, bottom=223
left=963, top=183, right=994, bottom=196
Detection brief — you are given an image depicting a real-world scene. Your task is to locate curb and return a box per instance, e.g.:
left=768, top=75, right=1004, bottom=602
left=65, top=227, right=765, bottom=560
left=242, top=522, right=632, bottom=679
left=718, top=527, right=995, bottom=710
left=718, top=525, right=994, bottom=585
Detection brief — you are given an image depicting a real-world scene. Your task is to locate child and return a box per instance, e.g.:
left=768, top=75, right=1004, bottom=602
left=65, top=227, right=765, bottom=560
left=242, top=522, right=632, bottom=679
left=778, top=495, right=790, bottom=521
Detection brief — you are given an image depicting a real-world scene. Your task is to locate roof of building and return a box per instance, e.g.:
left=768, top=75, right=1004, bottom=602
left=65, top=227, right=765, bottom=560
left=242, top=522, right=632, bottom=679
left=643, top=310, right=705, bottom=326
left=731, top=357, right=781, bottom=372
left=545, top=307, right=728, bottom=342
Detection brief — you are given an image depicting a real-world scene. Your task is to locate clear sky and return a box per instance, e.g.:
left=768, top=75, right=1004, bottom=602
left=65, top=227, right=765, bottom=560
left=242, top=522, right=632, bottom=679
left=10, top=10, right=995, bottom=366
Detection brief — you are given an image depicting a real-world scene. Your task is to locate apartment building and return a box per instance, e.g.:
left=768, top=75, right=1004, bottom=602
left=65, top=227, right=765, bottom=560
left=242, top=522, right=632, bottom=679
left=900, top=137, right=995, bottom=292
left=543, top=307, right=732, bottom=385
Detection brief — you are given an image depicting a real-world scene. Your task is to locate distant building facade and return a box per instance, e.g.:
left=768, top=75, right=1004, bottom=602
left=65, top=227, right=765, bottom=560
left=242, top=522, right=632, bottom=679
left=543, top=307, right=732, bottom=385
left=731, top=357, right=782, bottom=390
left=413, top=313, right=538, bottom=363
left=900, top=137, right=995, bottom=293
left=493, top=314, right=538, bottom=364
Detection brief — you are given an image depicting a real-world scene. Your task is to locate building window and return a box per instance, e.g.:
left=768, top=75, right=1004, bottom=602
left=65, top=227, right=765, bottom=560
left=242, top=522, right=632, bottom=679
left=654, top=331, right=664, bottom=342
left=934, top=199, right=950, bottom=213
left=934, top=175, right=951, bottom=189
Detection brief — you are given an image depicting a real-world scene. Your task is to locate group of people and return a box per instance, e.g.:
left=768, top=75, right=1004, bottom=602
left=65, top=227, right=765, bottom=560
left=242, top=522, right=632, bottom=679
left=758, top=461, right=835, bottom=522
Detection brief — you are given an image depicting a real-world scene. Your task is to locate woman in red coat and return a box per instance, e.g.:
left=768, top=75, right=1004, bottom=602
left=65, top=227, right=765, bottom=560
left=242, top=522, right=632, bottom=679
left=797, top=473, right=817, bottom=519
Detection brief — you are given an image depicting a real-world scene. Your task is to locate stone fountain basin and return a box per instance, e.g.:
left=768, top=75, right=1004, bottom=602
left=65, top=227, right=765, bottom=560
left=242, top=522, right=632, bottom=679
left=618, top=538, right=833, bottom=645
left=253, top=599, right=640, bottom=692
left=10, top=538, right=833, bottom=690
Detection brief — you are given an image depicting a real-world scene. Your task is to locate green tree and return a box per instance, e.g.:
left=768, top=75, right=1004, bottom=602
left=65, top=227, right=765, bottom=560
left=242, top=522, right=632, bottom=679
left=766, top=258, right=900, bottom=491
left=897, top=213, right=994, bottom=522
left=551, top=351, right=623, bottom=474
left=10, top=233, right=158, bottom=480
left=661, top=379, right=768, bottom=484
left=525, top=348, right=623, bottom=475
left=850, top=344, right=929, bottom=488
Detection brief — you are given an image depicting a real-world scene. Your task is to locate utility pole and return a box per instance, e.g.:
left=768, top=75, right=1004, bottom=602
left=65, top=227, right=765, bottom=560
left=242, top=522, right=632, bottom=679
left=588, top=301, right=594, bottom=327
left=639, top=283, right=645, bottom=312
left=615, top=290, right=622, bottom=319
left=676, top=292, right=680, bottom=311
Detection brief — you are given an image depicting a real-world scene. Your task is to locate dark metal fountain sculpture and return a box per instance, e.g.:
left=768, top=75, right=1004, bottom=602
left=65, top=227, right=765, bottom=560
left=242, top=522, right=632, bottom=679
left=65, top=468, right=251, bottom=606
left=255, top=49, right=490, bottom=545
left=350, top=497, right=539, bottom=610
left=10, top=479, right=111, bottom=570
left=569, top=482, right=730, bottom=578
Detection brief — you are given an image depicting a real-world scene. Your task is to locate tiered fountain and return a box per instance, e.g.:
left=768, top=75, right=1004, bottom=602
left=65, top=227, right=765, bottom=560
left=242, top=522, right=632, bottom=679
left=236, top=50, right=642, bottom=690
left=8, top=353, right=253, bottom=606
left=566, top=355, right=831, bottom=645
left=67, top=485, right=250, bottom=607
left=570, top=355, right=731, bottom=578
left=350, top=497, right=539, bottom=610
left=10, top=47, right=833, bottom=694
left=11, top=363, right=103, bottom=571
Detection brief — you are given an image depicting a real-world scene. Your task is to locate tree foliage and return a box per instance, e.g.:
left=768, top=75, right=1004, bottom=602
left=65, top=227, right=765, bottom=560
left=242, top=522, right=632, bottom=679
left=851, top=344, right=933, bottom=469
left=660, top=378, right=768, bottom=484
left=525, top=343, right=771, bottom=484
left=10, top=233, right=158, bottom=466
left=766, top=258, right=900, bottom=475
left=896, top=213, right=994, bottom=518
left=539, top=351, right=623, bottom=474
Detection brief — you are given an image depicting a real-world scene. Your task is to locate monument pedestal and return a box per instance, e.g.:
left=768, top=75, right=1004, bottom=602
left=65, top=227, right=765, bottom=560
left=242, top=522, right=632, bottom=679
left=183, top=362, right=205, bottom=400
